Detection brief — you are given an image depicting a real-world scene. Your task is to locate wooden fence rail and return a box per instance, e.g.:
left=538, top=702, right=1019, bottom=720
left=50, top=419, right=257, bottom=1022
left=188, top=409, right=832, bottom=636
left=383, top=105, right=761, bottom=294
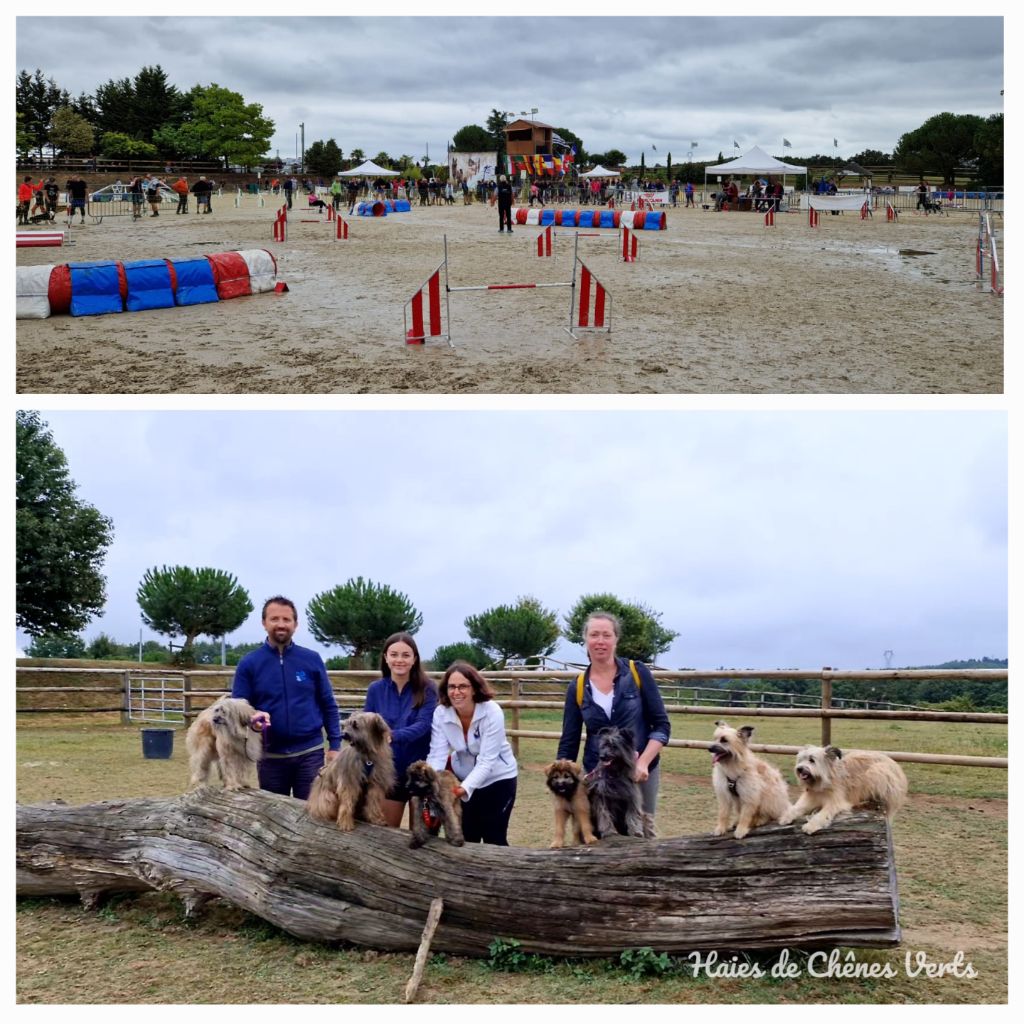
left=16, top=665, right=1007, bottom=771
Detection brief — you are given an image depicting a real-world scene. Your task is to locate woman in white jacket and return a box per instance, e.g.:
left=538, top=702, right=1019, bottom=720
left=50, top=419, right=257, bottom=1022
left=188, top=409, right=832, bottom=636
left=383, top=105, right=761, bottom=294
left=428, top=661, right=518, bottom=845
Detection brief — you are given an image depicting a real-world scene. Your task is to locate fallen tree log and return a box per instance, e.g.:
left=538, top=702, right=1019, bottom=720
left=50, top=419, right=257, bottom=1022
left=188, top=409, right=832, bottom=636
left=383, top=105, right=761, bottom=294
left=17, top=790, right=900, bottom=956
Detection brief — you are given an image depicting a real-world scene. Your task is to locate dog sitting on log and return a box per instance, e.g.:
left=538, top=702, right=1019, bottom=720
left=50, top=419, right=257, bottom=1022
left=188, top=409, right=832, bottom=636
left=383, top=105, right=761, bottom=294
left=779, top=744, right=908, bottom=834
left=307, top=712, right=395, bottom=831
left=185, top=696, right=263, bottom=791
left=544, top=759, right=597, bottom=848
left=709, top=720, right=790, bottom=839
left=406, top=760, right=464, bottom=848
left=585, top=727, right=650, bottom=839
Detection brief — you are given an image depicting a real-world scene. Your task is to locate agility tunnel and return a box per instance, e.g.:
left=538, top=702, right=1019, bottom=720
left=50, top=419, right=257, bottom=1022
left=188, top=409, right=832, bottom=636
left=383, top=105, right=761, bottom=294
left=512, top=208, right=665, bottom=229
left=16, top=248, right=280, bottom=319
left=355, top=199, right=412, bottom=217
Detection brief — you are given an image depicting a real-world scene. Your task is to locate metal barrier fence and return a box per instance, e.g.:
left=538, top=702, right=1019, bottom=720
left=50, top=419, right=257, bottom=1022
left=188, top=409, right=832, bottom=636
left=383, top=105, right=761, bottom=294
left=16, top=665, right=1006, bottom=769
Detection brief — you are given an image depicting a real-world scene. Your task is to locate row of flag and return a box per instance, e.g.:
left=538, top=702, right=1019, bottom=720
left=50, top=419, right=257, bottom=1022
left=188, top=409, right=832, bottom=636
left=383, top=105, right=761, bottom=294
left=507, top=148, right=577, bottom=177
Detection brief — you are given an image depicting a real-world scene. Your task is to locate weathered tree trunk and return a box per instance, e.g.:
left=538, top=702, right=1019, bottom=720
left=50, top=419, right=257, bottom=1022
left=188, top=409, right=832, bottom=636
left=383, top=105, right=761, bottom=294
left=17, top=791, right=900, bottom=956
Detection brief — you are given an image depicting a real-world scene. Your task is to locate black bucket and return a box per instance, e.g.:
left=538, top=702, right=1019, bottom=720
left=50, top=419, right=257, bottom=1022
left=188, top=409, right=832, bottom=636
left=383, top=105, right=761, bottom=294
left=141, top=728, right=174, bottom=759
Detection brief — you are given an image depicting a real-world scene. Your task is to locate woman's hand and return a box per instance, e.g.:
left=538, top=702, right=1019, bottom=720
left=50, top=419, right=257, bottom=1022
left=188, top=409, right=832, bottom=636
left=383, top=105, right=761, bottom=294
left=452, top=785, right=467, bottom=799
left=633, top=762, right=650, bottom=783
left=250, top=711, right=271, bottom=731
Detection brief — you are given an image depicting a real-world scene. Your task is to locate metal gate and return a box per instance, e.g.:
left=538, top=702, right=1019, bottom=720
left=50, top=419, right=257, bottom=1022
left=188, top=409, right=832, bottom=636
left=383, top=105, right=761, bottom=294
left=126, top=673, right=186, bottom=724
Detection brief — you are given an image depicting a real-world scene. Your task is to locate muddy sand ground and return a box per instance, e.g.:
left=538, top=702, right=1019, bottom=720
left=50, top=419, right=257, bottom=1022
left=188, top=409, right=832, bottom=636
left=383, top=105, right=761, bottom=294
left=16, top=195, right=1003, bottom=394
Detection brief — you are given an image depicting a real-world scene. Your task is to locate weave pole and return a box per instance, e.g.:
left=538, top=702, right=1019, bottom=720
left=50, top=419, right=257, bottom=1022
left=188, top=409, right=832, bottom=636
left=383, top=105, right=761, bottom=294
left=620, top=225, right=638, bottom=262
left=536, top=224, right=553, bottom=257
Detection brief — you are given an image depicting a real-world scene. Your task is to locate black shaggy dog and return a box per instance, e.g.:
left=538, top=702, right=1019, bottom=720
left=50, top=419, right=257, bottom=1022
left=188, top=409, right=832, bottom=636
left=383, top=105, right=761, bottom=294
left=585, top=727, right=649, bottom=839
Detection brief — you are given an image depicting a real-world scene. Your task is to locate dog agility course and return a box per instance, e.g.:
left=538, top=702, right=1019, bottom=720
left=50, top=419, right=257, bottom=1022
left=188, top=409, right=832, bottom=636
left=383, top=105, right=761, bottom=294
left=15, top=193, right=1003, bottom=394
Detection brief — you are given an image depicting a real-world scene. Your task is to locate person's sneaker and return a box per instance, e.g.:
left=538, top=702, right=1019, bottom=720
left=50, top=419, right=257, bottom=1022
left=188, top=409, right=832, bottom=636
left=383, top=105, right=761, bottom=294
left=507, top=228, right=512, bottom=233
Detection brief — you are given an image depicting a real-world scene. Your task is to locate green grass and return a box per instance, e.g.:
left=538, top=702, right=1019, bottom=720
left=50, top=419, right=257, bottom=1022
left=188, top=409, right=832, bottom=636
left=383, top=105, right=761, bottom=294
left=16, top=714, right=1007, bottom=1004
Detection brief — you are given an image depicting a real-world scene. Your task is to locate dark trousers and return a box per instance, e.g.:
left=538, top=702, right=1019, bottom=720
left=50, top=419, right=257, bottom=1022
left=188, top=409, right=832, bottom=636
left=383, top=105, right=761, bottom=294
left=498, top=201, right=512, bottom=230
left=285, top=190, right=293, bottom=209
left=176, top=194, right=188, bottom=213
left=257, top=747, right=325, bottom=800
left=461, top=776, right=517, bottom=845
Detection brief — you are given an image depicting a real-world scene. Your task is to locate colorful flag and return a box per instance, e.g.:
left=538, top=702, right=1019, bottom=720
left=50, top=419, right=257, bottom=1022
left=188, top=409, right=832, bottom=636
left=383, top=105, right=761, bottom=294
left=553, top=156, right=563, bottom=174
left=533, top=154, right=544, bottom=176
left=783, top=138, right=792, bottom=148
left=833, top=138, right=838, bottom=148
left=690, top=141, right=698, bottom=149
left=734, top=140, right=740, bottom=149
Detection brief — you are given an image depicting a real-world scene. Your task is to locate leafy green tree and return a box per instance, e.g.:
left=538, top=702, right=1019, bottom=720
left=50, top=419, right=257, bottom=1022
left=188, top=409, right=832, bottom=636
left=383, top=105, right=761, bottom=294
left=973, top=113, right=1003, bottom=186
left=430, top=641, right=492, bottom=672
left=851, top=148, right=892, bottom=165
left=93, top=77, right=137, bottom=139
left=50, top=106, right=95, bottom=156
left=373, top=151, right=394, bottom=168
left=305, top=138, right=343, bottom=177
left=131, top=65, right=185, bottom=143
left=24, top=632, right=88, bottom=659
left=87, top=632, right=128, bottom=660
left=563, top=593, right=678, bottom=664
left=894, top=111, right=985, bottom=187
left=16, top=69, right=69, bottom=156
left=137, top=566, right=254, bottom=664
left=17, top=411, right=114, bottom=638
left=452, top=125, right=494, bottom=151
left=348, top=148, right=365, bottom=165
left=99, top=132, right=158, bottom=160
left=306, top=577, right=423, bottom=664
left=181, top=83, right=274, bottom=167
left=464, top=595, right=559, bottom=667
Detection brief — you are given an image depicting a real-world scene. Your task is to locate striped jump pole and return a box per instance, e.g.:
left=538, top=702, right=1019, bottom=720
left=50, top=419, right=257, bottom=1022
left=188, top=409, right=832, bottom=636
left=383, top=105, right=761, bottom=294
left=326, top=204, right=335, bottom=221
left=808, top=206, right=820, bottom=228
left=272, top=210, right=287, bottom=242
left=764, top=208, right=775, bottom=228
left=860, top=201, right=871, bottom=220
left=404, top=235, right=451, bottom=346
left=335, top=215, right=349, bottom=240
left=16, top=230, right=66, bottom=248
left=620, top=225, right=638, bottom=262
left=886, top=202, right=898, bottom=222
left=536, top=224, right=553, bottom=257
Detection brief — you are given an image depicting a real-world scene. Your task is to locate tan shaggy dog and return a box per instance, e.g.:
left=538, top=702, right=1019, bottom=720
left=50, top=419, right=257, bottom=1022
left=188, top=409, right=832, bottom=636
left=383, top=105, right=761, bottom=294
left=185, top=696, right=263, bottom=791
left=406, top=760, right=464, bottom=848
left=709, top=720, right=790, bottom=839
left=779, top=745, right=908, bottom=834
left=544, top=759, right=598, bottom=848
left=307, top=712, right=395, bottom=831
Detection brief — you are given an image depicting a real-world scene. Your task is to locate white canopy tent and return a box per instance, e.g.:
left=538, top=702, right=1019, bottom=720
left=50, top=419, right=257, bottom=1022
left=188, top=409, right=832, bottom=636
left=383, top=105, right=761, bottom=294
left=703, top=145, right=807, bottom=198
left=579, top=164, right=621, bottom=177
left=338, top=160, right=399, bottom=177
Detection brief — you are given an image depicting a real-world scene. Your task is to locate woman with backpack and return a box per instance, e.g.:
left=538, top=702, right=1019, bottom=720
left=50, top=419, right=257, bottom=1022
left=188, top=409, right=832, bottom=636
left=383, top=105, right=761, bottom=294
left=555, top=610, right=671, bottom=834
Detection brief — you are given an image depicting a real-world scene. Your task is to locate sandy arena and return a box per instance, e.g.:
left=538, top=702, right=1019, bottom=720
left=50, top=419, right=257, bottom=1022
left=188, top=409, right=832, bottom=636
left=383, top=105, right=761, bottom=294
left=16, top=194, right=1003, bottom=394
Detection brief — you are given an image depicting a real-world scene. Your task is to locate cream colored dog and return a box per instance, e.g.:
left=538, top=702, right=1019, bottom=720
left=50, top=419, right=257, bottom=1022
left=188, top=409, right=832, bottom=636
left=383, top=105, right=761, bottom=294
left=709, top=720, right=790, bottom=839
left=779, top=744, right=908, bottom=834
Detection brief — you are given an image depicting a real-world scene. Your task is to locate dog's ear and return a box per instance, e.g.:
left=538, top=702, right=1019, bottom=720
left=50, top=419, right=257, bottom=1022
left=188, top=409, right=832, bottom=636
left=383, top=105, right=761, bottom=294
left=714, top=719, right=727, bottom=728
left=738, top=726, right=754, bottom=742
left=619, top=726, right=634, bottom=747
left=825, top=745, right=843, bottom=760
left=542, top=762, right=555, bottom=774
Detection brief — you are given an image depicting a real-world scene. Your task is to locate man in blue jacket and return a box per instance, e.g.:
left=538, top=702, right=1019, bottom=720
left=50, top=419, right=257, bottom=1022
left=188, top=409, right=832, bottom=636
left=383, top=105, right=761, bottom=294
left=232, top=596, right=341, bottom=799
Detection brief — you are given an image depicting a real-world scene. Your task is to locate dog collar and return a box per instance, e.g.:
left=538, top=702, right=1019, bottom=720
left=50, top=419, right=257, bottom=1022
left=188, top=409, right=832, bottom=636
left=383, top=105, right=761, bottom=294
left=422, top=799, right=442, bottom=832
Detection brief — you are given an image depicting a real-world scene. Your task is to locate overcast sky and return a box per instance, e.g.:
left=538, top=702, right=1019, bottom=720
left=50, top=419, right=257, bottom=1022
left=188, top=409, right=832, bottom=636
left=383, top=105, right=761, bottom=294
left=16, top=410, right=1007, bottom=671
left=16, top=13, right=1003, bottom=167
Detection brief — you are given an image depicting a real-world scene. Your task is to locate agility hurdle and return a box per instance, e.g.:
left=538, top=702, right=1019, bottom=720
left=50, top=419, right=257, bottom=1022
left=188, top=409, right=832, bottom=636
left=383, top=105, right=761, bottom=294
left=808, top=206, right=820, bottom=228
left=886, top=202, right=898, bottom=222
left=403, top=234, right=611, bottom=345
left=764, top=208, right=775, bottom=228
left=976, top=213, right=1003, bottom=296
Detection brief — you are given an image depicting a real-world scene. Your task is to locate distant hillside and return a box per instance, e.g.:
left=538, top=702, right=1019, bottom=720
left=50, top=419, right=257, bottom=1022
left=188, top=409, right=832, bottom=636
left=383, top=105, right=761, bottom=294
left=910, top=657, right=1008, bottom=670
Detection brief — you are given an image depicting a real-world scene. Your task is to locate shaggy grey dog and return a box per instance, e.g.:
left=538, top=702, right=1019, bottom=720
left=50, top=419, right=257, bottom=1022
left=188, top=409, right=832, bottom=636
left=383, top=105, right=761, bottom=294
left=585, top=727, right=647, bottom=839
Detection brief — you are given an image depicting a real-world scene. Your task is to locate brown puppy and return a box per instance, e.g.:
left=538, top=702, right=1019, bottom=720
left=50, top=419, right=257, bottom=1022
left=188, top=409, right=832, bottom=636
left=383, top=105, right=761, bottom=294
left=544, top=759, right=597, bottom=848
left=307, top=712, right=395, bottom=831
left=780, top=744, right=908, bottom=834
left=709, top=720, right=790, bottom=839
left=185, top=696, right=263, bottom=791
left=406, top=760, right=464, bottom=848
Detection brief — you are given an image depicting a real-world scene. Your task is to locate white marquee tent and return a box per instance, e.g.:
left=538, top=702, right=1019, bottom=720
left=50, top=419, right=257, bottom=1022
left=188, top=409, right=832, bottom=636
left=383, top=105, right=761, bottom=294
left=338, top=160, right=399, bottom=177
left=579, top=164, right=621, bottom=178
left=704, top=145, right=807, bottom=195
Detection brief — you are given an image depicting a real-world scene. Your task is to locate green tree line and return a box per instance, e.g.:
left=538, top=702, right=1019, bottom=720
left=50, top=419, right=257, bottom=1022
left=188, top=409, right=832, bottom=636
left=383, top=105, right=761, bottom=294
left=17, top=64, right=274, bottom=168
